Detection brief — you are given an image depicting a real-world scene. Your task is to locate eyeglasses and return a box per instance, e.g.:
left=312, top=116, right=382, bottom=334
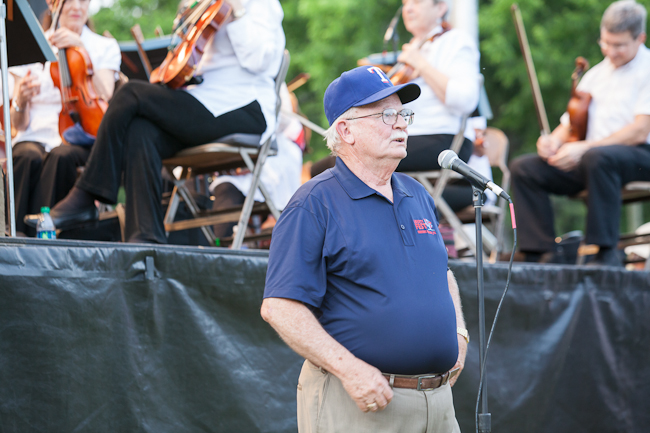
left=597, top=37, right=636, bottom=52
left=345, top=108, right=414, bottom=126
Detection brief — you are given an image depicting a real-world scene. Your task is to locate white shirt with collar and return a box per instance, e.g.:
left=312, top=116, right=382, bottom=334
left=403, top=25, right=480, bottom=140
left=2, top=26, right=121, bottom=153
left=560, top=44, right=650, bottom=144
left=183, top=0, right=286, bottom=145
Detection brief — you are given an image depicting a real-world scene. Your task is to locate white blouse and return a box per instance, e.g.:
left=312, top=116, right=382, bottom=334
left=183, top=0, right=286, bottom=145
left=2, top=26, right=121, bottom=152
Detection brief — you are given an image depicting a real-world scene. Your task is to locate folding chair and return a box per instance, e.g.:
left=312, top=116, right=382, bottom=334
left=573, top=181, right=650, bottom=265
left=161, top=49, right=290, bottom=249
left=452, top=127, right=511, bottom=262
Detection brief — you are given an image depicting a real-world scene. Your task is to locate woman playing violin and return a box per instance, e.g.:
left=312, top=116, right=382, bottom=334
left=310, top=0, right=480, bottom=212
left=395, top=0, right=479, bottom=177
left=27, top=0, right=286, bottom=244
left=4, top=0, right=120, bottom=236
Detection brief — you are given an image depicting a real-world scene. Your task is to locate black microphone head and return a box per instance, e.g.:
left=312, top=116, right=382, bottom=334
left=438, top=149, right=458, bottom=169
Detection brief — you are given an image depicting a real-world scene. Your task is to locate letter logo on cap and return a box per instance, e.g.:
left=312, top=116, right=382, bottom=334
left=367, top=66, right=389, bottom=83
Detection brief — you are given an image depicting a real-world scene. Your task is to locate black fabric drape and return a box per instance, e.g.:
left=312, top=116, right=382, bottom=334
left=0, top=238, right=649, bottom=432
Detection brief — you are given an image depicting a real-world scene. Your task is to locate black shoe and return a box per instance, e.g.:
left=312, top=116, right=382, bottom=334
left=24, top=206, right=99, bottom=230
left=586, top=247, right=623, bottom=268
left=523, top=248, right=564, bottom=264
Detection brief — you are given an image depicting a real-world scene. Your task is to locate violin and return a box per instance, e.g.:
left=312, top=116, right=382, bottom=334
left=49, top=0, right=107, bottom=140
left=150, top=0, right=232, bottom=89
left=566, top=57, right=591, bottom=142
left=357, top=22, right=451, bottom=86
left=386, top=21, right=451, bottom=85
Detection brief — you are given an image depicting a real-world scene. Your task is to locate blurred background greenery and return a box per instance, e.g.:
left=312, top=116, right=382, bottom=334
left=88, top=0, right=650, bottom=242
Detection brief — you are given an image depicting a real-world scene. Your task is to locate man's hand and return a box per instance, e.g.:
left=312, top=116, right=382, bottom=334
left=338, top=358, right=393, bottom=412
left=536, top=134, right=562, bottom=160
left=14, top=70, right=40, bottom=109
left=547, top=141, right=591, bottom=171
left=48, top=27, right=84, bottom=50
left=450, top=334, right=467, bottom=387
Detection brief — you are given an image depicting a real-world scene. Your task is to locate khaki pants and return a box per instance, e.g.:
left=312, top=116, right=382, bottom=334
left=297, top=360, right=461, bottom=433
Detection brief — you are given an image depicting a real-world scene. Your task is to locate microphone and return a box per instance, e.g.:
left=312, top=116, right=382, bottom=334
left=438, top=150, right=511, bottom=201
left=383, top=6, right=403, bottom=46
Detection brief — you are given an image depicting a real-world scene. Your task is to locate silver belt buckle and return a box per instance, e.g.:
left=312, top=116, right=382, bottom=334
left=441, top=370, right=451, bottom=386
left=416, top=374, right=439, bottom=391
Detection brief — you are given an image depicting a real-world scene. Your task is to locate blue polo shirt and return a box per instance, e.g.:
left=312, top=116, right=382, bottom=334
left=264, top=157, right=458, bottom=375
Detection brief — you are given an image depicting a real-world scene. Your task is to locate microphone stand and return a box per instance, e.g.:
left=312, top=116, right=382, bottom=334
left=472, top=185, right=491, bottom=433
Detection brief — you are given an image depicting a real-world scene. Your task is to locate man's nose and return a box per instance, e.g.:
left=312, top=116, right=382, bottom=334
left=394, top=113, right=408, bottom=129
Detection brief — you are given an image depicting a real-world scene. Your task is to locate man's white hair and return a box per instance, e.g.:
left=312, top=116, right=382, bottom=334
left=324, top=106, right=358, bottom=156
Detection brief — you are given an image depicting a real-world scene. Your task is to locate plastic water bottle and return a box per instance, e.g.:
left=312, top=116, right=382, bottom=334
left=36, top=207, right=56, bottom=239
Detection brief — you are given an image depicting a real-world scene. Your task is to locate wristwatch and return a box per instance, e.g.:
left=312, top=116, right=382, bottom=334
left=457, top=327, right=470, bottom=344
left=12, top=99, right=23, bottom=112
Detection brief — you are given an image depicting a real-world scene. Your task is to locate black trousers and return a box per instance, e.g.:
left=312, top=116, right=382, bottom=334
left=12, top=141, right=89, bottom=235
left=395, top=134, right=473, bottom=172
left=510, top=144, right=650, bottom=252
left=76, top=80, right=266, bottom=243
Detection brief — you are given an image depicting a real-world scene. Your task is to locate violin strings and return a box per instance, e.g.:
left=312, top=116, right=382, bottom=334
left=173, top=0, right=214, bottom=38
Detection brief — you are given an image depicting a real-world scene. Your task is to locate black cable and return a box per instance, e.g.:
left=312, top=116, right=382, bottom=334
left=475, top=200, right=518, bottom=433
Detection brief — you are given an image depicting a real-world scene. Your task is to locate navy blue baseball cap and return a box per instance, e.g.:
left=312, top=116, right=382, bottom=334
left=324, top=66, right=421, bottom=126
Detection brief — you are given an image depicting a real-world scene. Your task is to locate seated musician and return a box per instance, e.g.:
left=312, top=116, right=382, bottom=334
left=510, top=0, right=650, bottom=267
left=4, top=0, right=120, bottom=236
left=310, top=0, right=480, bottom=212
left=26, top=0, right=286, bottom=244
left=395, top=0, right=480, bottom=173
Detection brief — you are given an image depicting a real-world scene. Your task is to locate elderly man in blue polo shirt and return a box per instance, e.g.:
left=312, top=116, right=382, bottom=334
left=261, top=66, right=468, bottom=433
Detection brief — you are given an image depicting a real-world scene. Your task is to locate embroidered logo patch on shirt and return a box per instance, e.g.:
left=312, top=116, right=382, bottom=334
left=413, top=218, right=436, bottom=235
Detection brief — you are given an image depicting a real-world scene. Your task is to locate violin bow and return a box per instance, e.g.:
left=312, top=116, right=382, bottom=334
left=511, top=3, right=551, bottom=136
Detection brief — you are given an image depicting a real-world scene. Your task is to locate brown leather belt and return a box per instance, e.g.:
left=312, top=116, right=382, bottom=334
left=382, top=370, right=453, bottom=391
left=308, top=361, right=456, bottom=392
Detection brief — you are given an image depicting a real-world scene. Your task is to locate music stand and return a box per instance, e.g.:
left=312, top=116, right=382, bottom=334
left=118, top=36, right=171, bottom=81
left=1, top=0, right=55, bottom=236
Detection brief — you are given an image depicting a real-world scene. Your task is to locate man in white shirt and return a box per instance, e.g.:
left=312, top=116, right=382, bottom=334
left=26, top=0, right=286, bottom=244
left=510, top=0, right=650, bottom=266
left=395, top=0, right=480, bottom=172
left=4, top=0, right=120, bottom=235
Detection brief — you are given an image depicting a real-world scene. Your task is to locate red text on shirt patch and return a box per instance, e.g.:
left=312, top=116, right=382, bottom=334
left=413, top=218, right=436, bottom=235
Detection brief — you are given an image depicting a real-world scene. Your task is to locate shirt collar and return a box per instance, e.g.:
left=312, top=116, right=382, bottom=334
left=331, top=157, right=413, bottom=200
left=425, top=25, right=444, bottom=40
left=605, top=44, right=647, bottom=72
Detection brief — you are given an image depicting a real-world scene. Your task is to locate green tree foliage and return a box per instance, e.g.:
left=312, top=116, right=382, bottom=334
left=91, top=0, right=179, bottom=40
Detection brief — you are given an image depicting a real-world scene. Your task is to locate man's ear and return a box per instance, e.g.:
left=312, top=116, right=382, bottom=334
left=336, top=120, right=355, bottom=145
left=436, top=1, right=448, bottom=19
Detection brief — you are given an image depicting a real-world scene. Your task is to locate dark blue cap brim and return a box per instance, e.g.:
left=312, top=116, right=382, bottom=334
left=354, top=82, right=421, bottom=108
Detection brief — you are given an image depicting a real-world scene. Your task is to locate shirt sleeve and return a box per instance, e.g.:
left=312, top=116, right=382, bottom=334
left=93, top=37, right=122, bottom=72
left=439, top=33, right=480, bottom=113
left=226, top=0, right=285, bottom=74
left=263, top=204, right=328, bottom=308
left=633, top=70, right=650, bottom=116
